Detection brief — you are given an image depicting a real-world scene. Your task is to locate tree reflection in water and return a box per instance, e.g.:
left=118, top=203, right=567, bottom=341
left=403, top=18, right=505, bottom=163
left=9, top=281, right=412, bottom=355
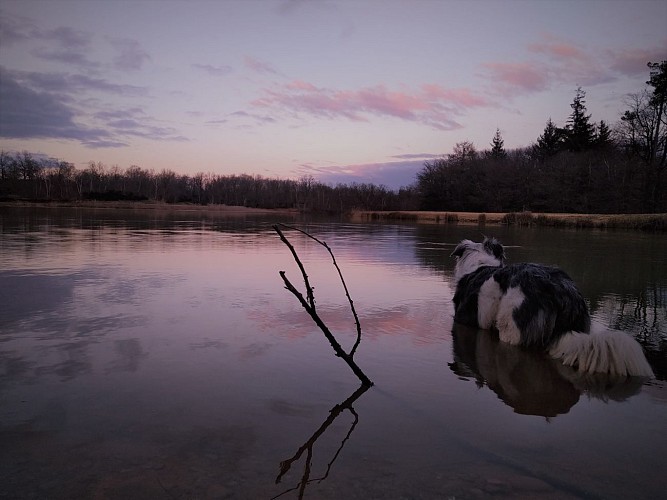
left=449, top=323, right=647, bottom=418
left=272, top=384, right=369, bottom=499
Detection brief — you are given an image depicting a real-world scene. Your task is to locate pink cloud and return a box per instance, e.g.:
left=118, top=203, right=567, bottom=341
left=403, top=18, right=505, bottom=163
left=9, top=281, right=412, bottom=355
left=607, top=47, right=667, bottom=76
left=481, top=34, right=656, bottom=94
left=482, top=62, right=550, bottom=93
left=251, top=81, right=489, bottom=130
left=526, top=36, right=617, bottom=86
left=528, top=39, right=589, bottom=62
left=286, top=80, right=318, bottom=91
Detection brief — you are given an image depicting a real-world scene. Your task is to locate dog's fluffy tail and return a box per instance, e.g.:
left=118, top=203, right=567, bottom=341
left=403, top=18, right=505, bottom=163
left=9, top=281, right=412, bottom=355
left=549, top=327, right=654, bottom=378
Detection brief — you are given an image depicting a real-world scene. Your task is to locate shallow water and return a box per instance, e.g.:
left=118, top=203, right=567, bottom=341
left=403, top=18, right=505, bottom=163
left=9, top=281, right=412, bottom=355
left=1, top=207, right=666, bottom=499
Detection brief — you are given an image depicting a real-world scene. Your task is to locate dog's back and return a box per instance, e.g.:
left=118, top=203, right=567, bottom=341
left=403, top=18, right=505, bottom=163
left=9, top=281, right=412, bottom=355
left=490, top=263, right=590, bottom=348
left=453, top=262, right=590, bottom=349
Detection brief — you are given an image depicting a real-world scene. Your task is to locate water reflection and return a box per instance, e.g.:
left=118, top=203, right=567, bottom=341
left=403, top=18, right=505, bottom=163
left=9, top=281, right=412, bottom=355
left=450, top=323, right=646, bottom=417
left=592, top=286, right=667, bottom=379
left=2, top=208, right=667, bottom=499
left=273, top=384, right=370, bottom=499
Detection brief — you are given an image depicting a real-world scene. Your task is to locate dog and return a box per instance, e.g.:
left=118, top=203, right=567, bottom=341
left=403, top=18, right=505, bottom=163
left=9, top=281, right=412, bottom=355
left=451, top=238, right=654, bottom=378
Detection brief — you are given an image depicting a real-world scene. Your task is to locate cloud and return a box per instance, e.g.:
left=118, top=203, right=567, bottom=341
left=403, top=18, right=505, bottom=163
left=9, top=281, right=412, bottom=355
left=391, top=153, right=444, bottom=160
left=93, top=107, right=188, bottom=142
left=28, top=24, right=100, bottom=70
left=482, top=62, right=551, bottom=94
left=244, top=55, right=280, bottom=75
left=482, top=34, right=663, bottom=96
left=229, top=110, right=276, bottom=124
left=607, top=46, right=667, bottom=77
left=31, top=46, right=101, bottom=70
left=0, top=67, right=184, bottom=147
left=192, top=63, right=233, bottom=76
left=252, top=81, right=489, bottom=130
left=0, top=67, right=118, bottom=146
left=0, top=11, right=36, bottom=46
left=528, top=38, right=589, bottom=62
left=14, top=70, right=148, bottom=97
left=300, top=158, right=428, bottom=189
left=44, top=26, right=92, bottom=49
left=2, top=13, right=150, bottom=72
left=528, top=35, right=617, bottom=86
left=109, top=37, right=151, bottom=71
left=0, top=13, right=91, bottom=50
left=205, top=119, right=228, bottom=125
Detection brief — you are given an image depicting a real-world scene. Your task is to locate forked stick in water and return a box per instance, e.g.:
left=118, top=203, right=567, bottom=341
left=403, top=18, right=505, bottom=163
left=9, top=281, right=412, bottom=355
left=273, top=223, right=372, bottom=387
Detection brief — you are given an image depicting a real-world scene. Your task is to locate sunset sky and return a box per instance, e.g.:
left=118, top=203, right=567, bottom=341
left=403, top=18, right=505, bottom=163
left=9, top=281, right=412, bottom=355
left=1, top=0, right=665, bottom=189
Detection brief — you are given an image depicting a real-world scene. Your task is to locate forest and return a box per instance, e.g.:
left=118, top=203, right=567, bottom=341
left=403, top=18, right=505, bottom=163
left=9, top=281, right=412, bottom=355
left=1, top=62, right=665, bottom=214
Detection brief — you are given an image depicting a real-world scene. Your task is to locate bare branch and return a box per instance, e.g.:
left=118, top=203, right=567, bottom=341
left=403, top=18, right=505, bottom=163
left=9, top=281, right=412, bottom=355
left=276, top=223, right=363, bottom=356
left=274, top=224, right=315, bottom=309
left=273, top=224, right=372, bottom=386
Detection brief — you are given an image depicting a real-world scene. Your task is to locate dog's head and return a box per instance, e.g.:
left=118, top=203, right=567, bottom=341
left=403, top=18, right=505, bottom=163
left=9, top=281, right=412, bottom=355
left=451, top=237, right=505, bottom=281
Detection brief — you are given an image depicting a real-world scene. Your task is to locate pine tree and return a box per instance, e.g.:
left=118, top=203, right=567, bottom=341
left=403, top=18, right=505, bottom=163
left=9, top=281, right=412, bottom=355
left=594, top=120, right=612, bottom=148
left=535, top=118, right=564, bottom=159
left=490, top=128, right=507, bottom=159
left=565, top=86, right=595, bottom=152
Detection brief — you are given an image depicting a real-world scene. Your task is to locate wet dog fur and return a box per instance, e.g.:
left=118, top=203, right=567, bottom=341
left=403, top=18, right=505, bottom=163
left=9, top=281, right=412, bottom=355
left=451, top=238, right=653, bottom=377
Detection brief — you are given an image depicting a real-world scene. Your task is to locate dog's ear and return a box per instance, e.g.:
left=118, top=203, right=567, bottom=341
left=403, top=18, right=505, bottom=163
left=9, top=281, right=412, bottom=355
left=451, top=240, right=471, bottom=258
left=483, top=237, right=505, bottom=261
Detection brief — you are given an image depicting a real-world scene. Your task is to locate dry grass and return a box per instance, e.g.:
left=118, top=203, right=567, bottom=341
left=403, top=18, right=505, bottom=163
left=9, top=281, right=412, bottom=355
left=0, top=200, right=300, bottom=216
left=3, top=201, right=664, bottom=230
left=352, top=210, right=667, bottom=231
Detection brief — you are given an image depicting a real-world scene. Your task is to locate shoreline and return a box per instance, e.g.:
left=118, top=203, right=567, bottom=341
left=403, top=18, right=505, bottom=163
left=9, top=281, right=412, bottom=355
left=0, top=200, right=300, bottom=216
left=351, top=210, right=667, bottom=230
left=1, top=201, right=665, bottom=230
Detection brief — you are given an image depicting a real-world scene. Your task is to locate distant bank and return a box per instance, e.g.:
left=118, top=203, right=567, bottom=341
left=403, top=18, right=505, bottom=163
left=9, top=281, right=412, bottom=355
left=0, top=200, right=300, bottom=216
left=351, top=210, right=667, bottom=231
left=1, top=201, right=664, bottom=231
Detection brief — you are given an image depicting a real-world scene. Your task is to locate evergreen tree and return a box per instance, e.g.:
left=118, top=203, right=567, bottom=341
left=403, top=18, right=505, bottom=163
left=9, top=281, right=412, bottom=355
left=490, top=128, right=507, bottom=159
left=535, top=118, right=564, bottom=159
left=565, top=86, right=595, bottom=152
left=594, top=120, right=612, bottom=148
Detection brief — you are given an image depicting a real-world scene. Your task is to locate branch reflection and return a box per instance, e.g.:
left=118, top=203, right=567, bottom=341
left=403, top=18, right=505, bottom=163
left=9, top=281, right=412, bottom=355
left=449, top=323, right=646, bottom=417
left=272, top=384, right=370, bottom=499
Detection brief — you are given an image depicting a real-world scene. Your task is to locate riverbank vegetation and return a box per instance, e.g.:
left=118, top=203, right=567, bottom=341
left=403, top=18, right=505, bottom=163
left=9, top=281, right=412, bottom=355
left=352, top=210, right=667, bottom=231
left=1, top=62, right=665, bottom=215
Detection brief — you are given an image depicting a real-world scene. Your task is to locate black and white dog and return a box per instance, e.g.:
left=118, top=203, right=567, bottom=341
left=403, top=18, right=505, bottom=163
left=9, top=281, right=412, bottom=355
left=451, top=238, right=654, bottom=378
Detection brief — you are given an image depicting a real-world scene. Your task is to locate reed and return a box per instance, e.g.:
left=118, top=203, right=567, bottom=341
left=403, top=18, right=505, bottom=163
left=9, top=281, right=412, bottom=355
left=352, top=210, right=667, bottom=231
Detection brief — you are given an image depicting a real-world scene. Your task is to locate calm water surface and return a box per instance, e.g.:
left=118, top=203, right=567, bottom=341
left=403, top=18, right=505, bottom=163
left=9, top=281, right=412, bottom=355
left=1, top=207, right=666, bottom=499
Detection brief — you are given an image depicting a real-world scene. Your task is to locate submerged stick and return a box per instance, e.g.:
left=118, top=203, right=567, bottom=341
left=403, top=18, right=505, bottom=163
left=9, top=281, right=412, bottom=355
left=273, top=224, right=372, bottom=387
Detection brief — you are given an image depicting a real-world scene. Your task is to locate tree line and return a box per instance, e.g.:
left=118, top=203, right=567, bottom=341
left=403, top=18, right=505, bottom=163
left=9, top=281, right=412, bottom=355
left=1, top=61, right=664, bottom=214
left=418, top=61, right=666, bottom=214
left=0, top=152, right=418, bottom=212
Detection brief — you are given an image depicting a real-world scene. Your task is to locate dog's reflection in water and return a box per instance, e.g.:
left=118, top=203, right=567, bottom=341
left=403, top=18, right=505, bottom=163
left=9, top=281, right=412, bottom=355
left=449, top=323, right=646, bottom=417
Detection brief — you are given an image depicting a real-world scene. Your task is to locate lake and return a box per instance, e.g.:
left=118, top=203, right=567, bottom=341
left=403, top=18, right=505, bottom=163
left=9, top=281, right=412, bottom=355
left=1, top=207, right=666, bottom=499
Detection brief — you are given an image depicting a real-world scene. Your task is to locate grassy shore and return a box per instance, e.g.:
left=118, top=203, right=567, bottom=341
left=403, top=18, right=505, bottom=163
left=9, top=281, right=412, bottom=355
left=0, top=200, right=300, bottom=216
left=2, top=201, right=665, bottom=230
left=352, top=210, right=667, bottom=231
